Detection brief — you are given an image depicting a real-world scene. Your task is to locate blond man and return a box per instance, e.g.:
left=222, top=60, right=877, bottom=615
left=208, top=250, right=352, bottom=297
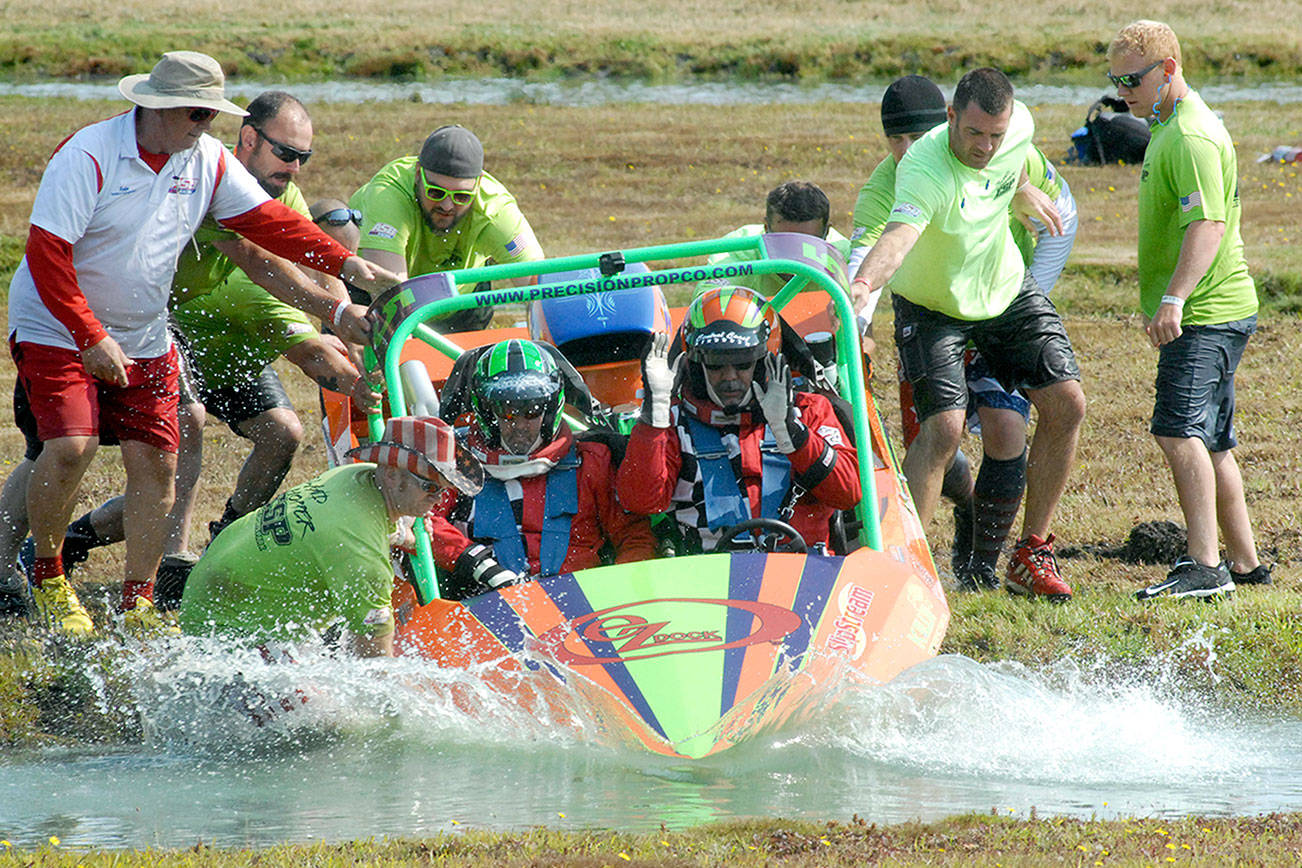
left=1107, top=21, right=1269, bottom=599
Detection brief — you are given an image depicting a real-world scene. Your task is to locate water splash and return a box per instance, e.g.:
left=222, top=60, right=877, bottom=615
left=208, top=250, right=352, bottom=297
left=803, top=653, right=1265, bottom=787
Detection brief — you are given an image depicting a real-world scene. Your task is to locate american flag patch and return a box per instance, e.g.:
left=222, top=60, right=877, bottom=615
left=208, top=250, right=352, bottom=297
left=504, top=229, right=535, bottom=258
left=1180, top=191, right=1203, bottom=213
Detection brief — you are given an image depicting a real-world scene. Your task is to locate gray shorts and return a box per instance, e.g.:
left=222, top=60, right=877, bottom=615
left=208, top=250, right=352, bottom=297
left=1151, top=316, right=1255, bottom=452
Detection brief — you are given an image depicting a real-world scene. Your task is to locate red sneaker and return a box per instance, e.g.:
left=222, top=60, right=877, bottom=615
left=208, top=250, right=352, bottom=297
left=1005, top=533, right=1072, bottom=602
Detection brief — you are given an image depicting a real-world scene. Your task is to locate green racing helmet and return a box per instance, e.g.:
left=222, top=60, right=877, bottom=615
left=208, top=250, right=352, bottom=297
left=470, top=338, right=566, bottom=450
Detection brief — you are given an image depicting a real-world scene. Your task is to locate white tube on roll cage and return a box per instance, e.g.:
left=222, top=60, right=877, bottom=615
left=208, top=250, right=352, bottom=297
left=399, top=359, right=441, bottom=417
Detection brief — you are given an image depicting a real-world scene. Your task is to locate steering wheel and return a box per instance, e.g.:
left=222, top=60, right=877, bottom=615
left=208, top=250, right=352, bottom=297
left=716, top=518, right=807, bottom=554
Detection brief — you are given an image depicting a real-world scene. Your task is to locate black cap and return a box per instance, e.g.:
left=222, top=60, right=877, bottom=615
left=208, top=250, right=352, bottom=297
left=880, top=75, right=947, bottom=136
left=418, top=125, right=484, bottom=178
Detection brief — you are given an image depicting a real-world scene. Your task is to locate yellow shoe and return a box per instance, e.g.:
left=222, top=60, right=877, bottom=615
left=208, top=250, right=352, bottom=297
left=122, top=597, right=180, bottom=636
left=32, top=574, right=95, bottom=636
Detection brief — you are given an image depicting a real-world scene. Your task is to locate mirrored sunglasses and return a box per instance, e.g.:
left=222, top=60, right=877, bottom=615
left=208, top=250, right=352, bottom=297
left=313, top=208, right=363, bottom=227
left=1107, top=59, right=1163, bottom=89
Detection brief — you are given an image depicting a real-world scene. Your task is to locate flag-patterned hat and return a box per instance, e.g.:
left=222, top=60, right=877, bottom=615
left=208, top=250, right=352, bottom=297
left=346, top=416, right=483, bottom=495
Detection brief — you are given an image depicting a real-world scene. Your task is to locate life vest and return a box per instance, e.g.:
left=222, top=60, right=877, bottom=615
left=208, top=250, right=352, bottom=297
left=471, top=444, right=581, bottom=577
left=682, top=414, right=792, bottom=530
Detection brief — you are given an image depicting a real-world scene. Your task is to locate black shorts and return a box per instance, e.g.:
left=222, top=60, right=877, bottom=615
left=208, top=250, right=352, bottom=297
left=893, top=275, right=1080, bottom=423
left=1151, top=316, right=1255, bottom=451
left=200, top=366, right=294, bottom=430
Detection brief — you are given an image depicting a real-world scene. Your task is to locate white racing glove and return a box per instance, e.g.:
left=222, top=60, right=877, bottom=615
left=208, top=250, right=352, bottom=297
left=454, top=543, right=523, bottom=593
left=752, top=354, right=809, bottom=454
left=640, top=332, right=680, bottom=428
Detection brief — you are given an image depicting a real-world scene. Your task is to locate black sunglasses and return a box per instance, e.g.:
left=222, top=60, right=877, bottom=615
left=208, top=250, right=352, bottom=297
left=1107, top=59, right=1164, bottom=89
left=313, top=208, right=362, bottom=227
left=252, top=127, right=312, bottom=165
left=187, top=107, right=218, bottom=123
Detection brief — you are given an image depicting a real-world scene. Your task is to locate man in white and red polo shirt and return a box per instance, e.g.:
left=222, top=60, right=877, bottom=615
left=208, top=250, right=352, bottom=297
left=5, top=51, right=399, bottom=635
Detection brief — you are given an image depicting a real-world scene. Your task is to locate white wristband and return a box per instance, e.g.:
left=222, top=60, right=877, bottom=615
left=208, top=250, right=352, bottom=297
left=1159, top=295, right=1185, bottom=309
left=330, top=299, right=348, bottom=327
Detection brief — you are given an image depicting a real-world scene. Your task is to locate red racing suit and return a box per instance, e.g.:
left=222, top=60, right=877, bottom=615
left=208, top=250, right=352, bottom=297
left=615, top=388, right=860, bottom=551
left=428, top=425, right=655, bottom=577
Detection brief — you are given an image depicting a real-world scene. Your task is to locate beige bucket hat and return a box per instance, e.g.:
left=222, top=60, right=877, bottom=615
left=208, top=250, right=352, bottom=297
left=117, top=51, right=247, bottom=116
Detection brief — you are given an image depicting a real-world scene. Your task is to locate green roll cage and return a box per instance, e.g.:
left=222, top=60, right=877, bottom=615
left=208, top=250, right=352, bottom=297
left=364, top=233, right=882, bottom=604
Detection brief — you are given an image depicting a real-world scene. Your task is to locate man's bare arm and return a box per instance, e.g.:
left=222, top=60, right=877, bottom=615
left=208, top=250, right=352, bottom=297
left=1145, top=219, right=1225, bottom=348
left=1012, top=167, right=1064, bottom=237
left=214, top=237, right=375, bottom=344
left=359, top=248, right=409, bottom=282
left=849, top=221, right=922, bottom=313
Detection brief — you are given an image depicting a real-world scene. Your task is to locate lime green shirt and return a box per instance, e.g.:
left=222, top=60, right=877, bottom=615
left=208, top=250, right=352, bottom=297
left=850, top=156, right=897, bottom=251
left=179, top=465, right=397, bottom=642
left=855, top=145, right=1062, bottom=268
left=172, top=276, right=317, bottom=391
left=884, top=100, right=1035, bottom=321
left=1009, top=146, right=1064, bottom=264
left=171, top=180, right=318, bottom=390
left=350, top=157, right=543, bottom=278
left=705, top=224, right=851, bottom=297
left=1137, top=90, right=1256, bottom=324
left=171, top=180, right=310, bottom=307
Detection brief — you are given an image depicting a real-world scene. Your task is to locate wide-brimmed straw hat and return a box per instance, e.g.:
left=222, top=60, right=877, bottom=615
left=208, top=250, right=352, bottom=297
left=117, top=51, right=247, bottom=117
left=346, top=416, right=483, bottom=496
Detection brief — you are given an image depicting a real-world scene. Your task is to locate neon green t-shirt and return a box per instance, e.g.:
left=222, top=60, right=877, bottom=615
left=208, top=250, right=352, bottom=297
left=172, top=277, right=317, bottom=391
left=179, top=465, right=397, bottom=643
left=855, top=145, right=1062, bottom=268
left=850, top=156, right=897, bottom=252
left=1137, top=90, right=1256, bottom=325
left=172, top=180, right=318, bottom=390
left=171, top=180, right=311, bottom=307
left=350, top=157, right=543, bottom=279
left=705, top=224, right=850, bottom=297
left=1009, top=146, right=1064, bottom=264
left=886, top=100, right=1035, bottom=321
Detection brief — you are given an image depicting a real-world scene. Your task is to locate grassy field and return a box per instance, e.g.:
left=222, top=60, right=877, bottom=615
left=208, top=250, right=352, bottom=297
left=5, top=813, right=1302, bottom=865
left=1, top=1, right=1301, bottom=81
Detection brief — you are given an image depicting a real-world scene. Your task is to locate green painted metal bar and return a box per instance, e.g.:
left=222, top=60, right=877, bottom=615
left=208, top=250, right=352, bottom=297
left=372, top=235, right=885, bottom=602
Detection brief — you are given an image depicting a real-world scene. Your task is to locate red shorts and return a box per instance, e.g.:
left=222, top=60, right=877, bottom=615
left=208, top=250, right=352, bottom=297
left=10, top=339, right=181, bottom=453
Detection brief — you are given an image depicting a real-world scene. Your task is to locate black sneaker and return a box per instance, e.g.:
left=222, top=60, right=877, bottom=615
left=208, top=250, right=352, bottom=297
left=1135, top=556, right=1235, bottom=601
left=1231, top=564, right=1273, bottom=586
left=0, top=569, right=30, bottom=618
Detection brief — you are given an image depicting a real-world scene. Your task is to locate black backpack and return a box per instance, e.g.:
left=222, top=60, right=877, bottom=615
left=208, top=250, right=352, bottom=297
left=1069, top=96, right=1151, bottom=165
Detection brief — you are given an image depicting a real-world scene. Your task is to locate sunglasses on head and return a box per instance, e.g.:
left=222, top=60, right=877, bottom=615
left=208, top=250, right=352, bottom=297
left=187, top=107, right=218, bottom=123
left=252, top=126, right=313, bottom=165
left=313, top=208, right=363, bottom=227
left=1107, top=59, right=1164, bottom=89
left=420, top=169, right=477, bottom=206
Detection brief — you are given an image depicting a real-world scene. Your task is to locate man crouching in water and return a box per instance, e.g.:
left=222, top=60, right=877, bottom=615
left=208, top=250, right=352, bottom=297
left=179, top=417, right=482, bottom=656
left=616, top=286, right=860, bottom=554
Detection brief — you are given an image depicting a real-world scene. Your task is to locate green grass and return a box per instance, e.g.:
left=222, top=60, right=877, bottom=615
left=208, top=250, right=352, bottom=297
left=3, top=1, right=1302, bottom=82
left=6, top=814, right=1302, bottom=865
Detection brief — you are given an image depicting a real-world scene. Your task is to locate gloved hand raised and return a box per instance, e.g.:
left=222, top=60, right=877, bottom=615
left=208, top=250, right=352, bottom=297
left=752, top=354, right=809, bottom=454
left=640, top=332, right=681, bottom=428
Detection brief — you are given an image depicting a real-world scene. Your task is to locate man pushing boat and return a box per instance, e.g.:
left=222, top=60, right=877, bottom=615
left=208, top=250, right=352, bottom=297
left=178, top=416, right=482, bottom=656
